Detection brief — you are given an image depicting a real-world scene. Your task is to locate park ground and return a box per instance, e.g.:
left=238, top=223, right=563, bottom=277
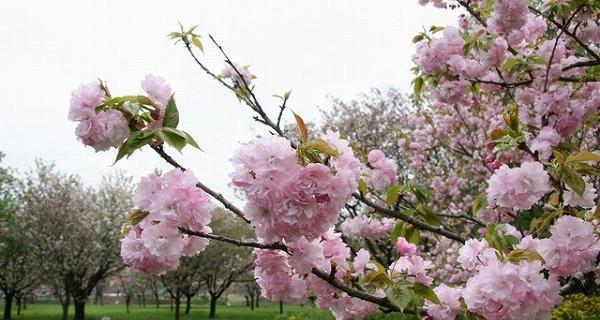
left=2, top=302, right=334, bottom=320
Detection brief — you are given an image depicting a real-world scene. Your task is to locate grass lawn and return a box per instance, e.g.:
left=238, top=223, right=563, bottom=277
left=5, top=302, right=334, bottom=320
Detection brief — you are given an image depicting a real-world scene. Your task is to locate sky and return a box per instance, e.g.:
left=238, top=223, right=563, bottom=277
left=0, top=0, right=458, bottom=202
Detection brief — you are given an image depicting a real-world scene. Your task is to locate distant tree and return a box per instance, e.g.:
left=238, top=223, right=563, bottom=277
left=20, top=163, right=132, bottom=320
left=159, top=257, right=207, bottom=320
left=0, top=152, right=38, bottom=320
left=200, top=210, right=254, bottom=320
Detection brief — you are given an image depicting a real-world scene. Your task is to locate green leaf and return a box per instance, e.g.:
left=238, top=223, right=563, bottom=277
left=358, top=179, right=368, bottom=195
left=566, top=151, right=600, bottom=163
left=159, top=128, right=187, bottom=152
left=406, top=226, right=421, bottom=245
left=390, top=221, right=404, bottom=244
left=304, top=139, right=339, bottom=157
left=362, top=260, right=393, bottom=285
left=416, top=204, right=441, bottom=227
left=385, top=283, right=414, bottom=311
left=411, top=283, right=441, bottom=304
left=114, top=130, right=155, bottom=163
left=507, top=248, right=545, bottom=264
left=563, top=166, right=586, bottom=196
left=386, top=184, right=403, bottom=207
left=413, top=76, right=425, bottom=96
left=471, top=194, right=487, bottom=215
left=183, top=131, right=202, bottom=150
left=412, top=34, right=425, bottom=43
left=191, top=35, right=204, bottom=52
left=163, top=96, right=179, bottom=128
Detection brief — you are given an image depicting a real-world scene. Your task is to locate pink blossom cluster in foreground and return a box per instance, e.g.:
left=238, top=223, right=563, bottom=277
left=231, top=132, right=360, bottom=243
left=254, top=235, right=434, bottom=319
left=426, top=215, right=600, bottom=320
left=69, top=82, right=129, bottom=152
left=120, top=169, right=212, bottom=274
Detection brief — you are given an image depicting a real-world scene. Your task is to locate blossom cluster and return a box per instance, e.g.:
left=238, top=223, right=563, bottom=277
left=486, top=161, right=552, bottom=211
left=120, top=169, right=212, bottom=274
left=365, top=149, right=398, bottom=191
left=69, top=82, right=129, bottom=152
left=340, top=216, right=395, bottom=240
left=231, top=131, right=360, bottom=243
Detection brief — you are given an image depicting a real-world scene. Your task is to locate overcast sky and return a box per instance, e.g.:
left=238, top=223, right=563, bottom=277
left=0, top=0, right=457, bottom=201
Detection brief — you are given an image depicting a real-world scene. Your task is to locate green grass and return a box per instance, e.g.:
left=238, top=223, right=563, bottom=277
left=4, top=302, right=333, bottom=320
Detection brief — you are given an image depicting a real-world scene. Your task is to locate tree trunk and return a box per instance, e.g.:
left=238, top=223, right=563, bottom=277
left=125, top=294, right=131, bottom=314
left=142, top=292, right=146, bottom=308
left=244, top=295, right=249, bottom=307
left=185, top=295, right=191, bottom=315
left=23, top=297, right=27, bottom=310
left=60, top=296, right=70, bottom=320
left=73, top=301, right=85, bottom=320
left=3, top=292, right=13, bottom=320
left=208, top=294, right=218, bottom=319
left=15, top=296, right=21, bottom=316
left=255, top=293, right=259, bottom=308
left=154, top=292, right=160, bottom=308
left=250, top=294, right=254, bottom=311
left=173, top=296, right=181, bottom=320
left=279, top=301, right=283, bottom=314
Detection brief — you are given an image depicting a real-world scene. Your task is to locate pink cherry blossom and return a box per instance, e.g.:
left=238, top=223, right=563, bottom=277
left=486, top=161, right=551, bottom=210
left=75, top=110, right=129, bottom=152
left=68, top=82, right=105, bottom=121
left=425, top=284, right=462, bottom=320
left=395, top=237, right=417, bottom=256
left=289, top=237, right=328, bottom=274
left=536, top=215, right=600, bottom=277
left=221, top=62, right=253, bottom=87
left=365, top=149, right=397, bottom=191
left=563, top=177, right=598, bottom=209
left=339, top=216, right=395, bottom=240
left=141, top=74, right=172, bottom=107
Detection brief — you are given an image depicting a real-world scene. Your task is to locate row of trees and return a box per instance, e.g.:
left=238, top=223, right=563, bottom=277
left=0, top=153, right=257, bottom=320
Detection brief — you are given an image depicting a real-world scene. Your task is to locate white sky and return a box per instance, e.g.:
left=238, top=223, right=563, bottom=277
left=0, top=0, right=458, bottom=201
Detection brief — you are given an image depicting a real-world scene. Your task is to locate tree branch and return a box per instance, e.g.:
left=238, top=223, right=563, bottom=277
left=354, top=193, right=466, bottom=243
left=180, top=228, right=286, bottom=251
left=150, top=144, right=250, bottom=224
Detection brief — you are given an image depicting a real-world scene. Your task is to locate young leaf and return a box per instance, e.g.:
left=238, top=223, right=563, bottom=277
left=183, top=131, right=202, bottom=150
left=191, top=35, right=204, bottom=52
left=563, top=166, right=586, bottom=196
left=114, top=130, right=155, bottom=163
left=411, top=283, right=441, bottom=304
left=566, top=151, right=600, bottom=163
left=386, top=184, right=403, bottom=207
left=358, top=179, right=368, bottom=195
left=163, top=96, right=179, bottom=128
left=293, top=111, right=309, bottom=142
left=158, top=128, right=187, bottom=152
left=385, top=283, right=414, bottom=311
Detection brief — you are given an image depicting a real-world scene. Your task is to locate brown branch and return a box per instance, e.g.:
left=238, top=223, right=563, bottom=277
left=563, top=59, right=600, bottom=71
left=150, top=144, right=250, bottom=224
left=180, top=228, right=286, bottom=251
left=529, top=6, right=600, bottom=61
left=311, top=268, right=404, bottom=313
left=354, top=193, right=466, bottom=243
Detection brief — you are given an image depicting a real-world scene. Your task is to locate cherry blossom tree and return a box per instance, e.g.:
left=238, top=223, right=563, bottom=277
left=19, top=163, right=132, bottom=320
left=65, top=1, right=600, bottom=319
left=0, top=153, right=38, bottom=320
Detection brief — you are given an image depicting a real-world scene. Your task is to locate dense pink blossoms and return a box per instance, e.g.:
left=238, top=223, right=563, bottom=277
left=339, top=216, right=395, bottom=240
left=424, top=284, right=462, bottom=320
left=462, top=260, right=561, bottom=320
left=534, top=215, right=600, bottom=277
left=69, top=82, right=130, bottom=151
left=365, top=149, right=397, bottom=191
left=231, top=132, right=360, bottom=243
left=120, top=169, right=212, bottom=274
left=486, top=161, right=552, bottom=210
